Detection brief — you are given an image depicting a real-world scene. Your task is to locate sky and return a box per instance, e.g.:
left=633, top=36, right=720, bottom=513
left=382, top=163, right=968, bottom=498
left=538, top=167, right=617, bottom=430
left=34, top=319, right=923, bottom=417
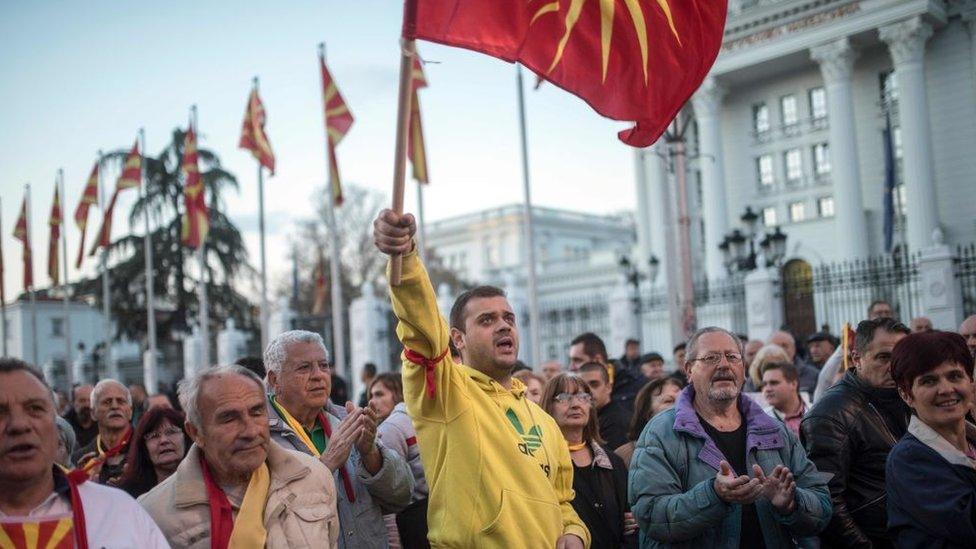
left=0, top=0, right=641, bottom=300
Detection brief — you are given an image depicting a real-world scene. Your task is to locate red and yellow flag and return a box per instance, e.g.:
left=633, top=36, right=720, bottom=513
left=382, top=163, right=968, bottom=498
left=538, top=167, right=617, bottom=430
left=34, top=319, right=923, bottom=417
left=181, top=125, right=209, bottom=248
left=90, top=141, right=141, bottom=257
left=74, top=163, right=99, bottom=268
left=404, top=0, right=728, bottom=146
left=48, top=185, right=63, bottom=285
left=13, top=195, right=32, bottom=290
left=408, top=56, right=430, bottom=184
left=311, top=248, right=328, bottom=315
left=319, top=53, right=354, bottom=206
left=239, top=87, right=276, bottom=173
left=0, top=516, right=74, bottom=549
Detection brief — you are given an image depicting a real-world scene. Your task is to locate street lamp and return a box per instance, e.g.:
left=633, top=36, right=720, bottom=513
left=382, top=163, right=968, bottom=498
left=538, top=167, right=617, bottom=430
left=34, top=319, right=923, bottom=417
left=720, top=208, right=788, bottom=274
left=618, top=253, right=661, bottom=315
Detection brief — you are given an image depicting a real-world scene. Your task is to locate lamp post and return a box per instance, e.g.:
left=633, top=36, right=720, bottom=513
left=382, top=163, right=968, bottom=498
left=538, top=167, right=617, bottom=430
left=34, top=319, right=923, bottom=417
left=618, top=253, right=661, bottom=324
left=719, top=206, right=788, bottom=274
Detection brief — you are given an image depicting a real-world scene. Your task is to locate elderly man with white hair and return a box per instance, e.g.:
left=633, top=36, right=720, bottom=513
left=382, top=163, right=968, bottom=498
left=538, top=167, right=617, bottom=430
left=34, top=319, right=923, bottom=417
left=73, top=379, right=133, bottom=484
left=264, top=330, right=413, bottom=549
left=139, top=364, right=340, bottom=548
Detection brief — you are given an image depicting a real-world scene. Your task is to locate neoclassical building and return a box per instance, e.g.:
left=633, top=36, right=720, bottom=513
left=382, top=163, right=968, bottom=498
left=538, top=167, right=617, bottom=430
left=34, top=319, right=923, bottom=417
left=636, top=0, right=976, bottom=282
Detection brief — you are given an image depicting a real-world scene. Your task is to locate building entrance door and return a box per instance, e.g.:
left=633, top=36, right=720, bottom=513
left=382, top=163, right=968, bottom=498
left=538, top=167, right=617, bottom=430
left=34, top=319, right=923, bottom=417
left=782, top=259, right=816, bottom=341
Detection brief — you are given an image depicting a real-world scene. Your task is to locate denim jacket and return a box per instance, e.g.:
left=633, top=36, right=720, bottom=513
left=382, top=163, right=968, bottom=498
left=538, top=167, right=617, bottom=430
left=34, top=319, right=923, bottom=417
left=267, top=400, right=413, bottom=549
left=629, top=386, right=832, bottom=548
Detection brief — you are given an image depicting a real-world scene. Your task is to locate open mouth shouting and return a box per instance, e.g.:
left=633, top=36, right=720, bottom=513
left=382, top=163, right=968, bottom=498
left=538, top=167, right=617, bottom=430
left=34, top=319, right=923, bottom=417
left=495, top=336, right=516, bottom=354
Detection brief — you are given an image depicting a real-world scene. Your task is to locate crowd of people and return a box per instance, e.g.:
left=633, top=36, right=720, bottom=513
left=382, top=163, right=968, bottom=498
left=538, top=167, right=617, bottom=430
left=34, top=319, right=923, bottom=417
left=0, top=208, right=973, bottom=548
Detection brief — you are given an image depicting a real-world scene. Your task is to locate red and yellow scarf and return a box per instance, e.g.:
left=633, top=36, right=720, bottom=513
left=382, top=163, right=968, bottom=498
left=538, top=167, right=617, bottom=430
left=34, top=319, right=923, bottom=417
left=199, top=454, right=270, bottom=549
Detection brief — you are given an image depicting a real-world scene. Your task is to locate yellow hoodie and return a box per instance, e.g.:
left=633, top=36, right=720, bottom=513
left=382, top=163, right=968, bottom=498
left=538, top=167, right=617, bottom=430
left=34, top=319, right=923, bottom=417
left=388, top=250, right=590, bottom=548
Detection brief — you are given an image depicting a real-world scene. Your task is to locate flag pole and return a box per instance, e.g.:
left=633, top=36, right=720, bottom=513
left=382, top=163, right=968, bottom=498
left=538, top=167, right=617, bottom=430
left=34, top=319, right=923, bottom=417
left=140, top=128, right=158, bottom=393
left=96, top=151, right=116, bottom=379
left=192, top=105, right=210, bottom=370
left=516, top=65, right=542, bottom=367
left=0, top=196, right=7, bottom=358
left=388, top=32, right=416, bottom=285
left=26, top=183, right=39, bottom=367
left=254, top=77, right=270, bottom=352
left=59, top=169, right=73, bottom=388
left=319, top=44, right=347, bottom=377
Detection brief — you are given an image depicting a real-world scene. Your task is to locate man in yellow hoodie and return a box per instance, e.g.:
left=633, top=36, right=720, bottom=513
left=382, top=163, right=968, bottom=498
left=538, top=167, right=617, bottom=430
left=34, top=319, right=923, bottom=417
left=374, top=209, right=589, bottom=548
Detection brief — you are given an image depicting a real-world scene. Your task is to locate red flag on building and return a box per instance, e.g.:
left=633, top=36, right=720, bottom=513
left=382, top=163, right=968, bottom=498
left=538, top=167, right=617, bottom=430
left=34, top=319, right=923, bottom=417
left=74, top=162, right=99, bottom=268
left=408, top=56, right=430, bottom=184
left=319, top=53, right=354, bottom=206
left=48, top=185, right=62, bottom=285
left=13, top=195, right=32, bottom=290
left=404, top=0, right=728, bottom=146
left=181, top=124, right=209, bottom=248
left=239, top=86, right=276, bottom=173
left=90, top=141, right=141, bottom=256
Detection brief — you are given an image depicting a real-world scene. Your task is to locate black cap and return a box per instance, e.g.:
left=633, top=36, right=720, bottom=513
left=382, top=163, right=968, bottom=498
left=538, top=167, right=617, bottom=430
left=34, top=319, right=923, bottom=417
left=639, top=352, right=664, bottom=364
left=806, top=331, right=833, bottom=344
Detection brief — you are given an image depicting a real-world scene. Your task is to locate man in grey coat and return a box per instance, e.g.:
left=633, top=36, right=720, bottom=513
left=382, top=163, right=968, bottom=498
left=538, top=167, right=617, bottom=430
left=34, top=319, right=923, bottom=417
left=264, top=330, right=413, bottom=549
left=629, top=327, right=831, bottom=548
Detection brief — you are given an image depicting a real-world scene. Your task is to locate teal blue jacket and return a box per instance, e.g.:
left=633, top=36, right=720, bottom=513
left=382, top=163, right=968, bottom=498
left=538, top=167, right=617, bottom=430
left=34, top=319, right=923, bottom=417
left=628, top=387, right=832, bottom=548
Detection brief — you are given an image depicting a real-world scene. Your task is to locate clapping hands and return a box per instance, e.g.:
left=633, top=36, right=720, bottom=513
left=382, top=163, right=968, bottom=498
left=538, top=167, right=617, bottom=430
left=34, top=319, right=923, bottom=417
left=713, top=461, right=796, bottom=514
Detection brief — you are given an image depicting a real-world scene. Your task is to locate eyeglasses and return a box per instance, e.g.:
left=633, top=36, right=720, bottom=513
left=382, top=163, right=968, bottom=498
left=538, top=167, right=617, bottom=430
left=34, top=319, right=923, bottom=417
left=690, top=352, right=743, bottom=367
left=553, top=392, right=593, bottom=404
left=144, top=427, right=183, bottom=442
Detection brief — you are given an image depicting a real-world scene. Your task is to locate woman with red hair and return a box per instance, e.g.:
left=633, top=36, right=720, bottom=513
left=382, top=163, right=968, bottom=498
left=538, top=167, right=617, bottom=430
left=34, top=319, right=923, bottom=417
left=886, top=330, right=976, bottom=547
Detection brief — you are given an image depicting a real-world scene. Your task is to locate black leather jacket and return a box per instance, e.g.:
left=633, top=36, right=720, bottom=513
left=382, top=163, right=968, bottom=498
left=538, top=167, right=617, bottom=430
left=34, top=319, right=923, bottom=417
left=800, top=370, right=910, bottom=549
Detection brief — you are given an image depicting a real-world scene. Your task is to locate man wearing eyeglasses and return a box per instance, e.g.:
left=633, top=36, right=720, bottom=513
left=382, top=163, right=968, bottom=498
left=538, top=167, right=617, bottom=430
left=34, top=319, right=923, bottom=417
left=629, top=327, right=831, bottom=548
left=264, top=330, right=413, bottom=549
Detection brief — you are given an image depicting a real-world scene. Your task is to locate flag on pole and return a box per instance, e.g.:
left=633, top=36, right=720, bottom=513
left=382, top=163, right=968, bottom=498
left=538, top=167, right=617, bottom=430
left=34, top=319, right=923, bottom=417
left=13, top=195, right=32, bottom=290
left=311, top=248, right=328, bottom=315
left=48, top=185, right=62, bottom=285
left=408, top=56, right=430, bottom=184
left=404, top=0, right=728, bottom=147
left=181, top=124, right=209, bottom=248
left=74, top=163, right=99, bottom=268
left=90, top=141, right=141, bottom=256
left=882, top=110, right=897, bottom=253
left=319, top=53, right=354, bottom=206
left=239, top=87, right=276, bottom=173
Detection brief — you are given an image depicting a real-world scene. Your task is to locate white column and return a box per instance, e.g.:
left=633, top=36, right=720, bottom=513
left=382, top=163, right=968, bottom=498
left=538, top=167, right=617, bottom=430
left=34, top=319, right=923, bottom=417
left=811, top=38, right=869, bottom=259
left=633, top=148, right=653, bottom=264
left=644, top=142, right=670, bottom=285
left=691, top=77, right=729, bottom=280
left=880, top=17, right=938, bottom=252
left=960, top=2, right=976, bottom=89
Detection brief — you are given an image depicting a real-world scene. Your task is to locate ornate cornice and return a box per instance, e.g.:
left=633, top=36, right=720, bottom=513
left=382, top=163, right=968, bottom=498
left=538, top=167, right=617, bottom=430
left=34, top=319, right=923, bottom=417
left=810, top=37, right=858, bottom=84
left=879, top=16, right=934, bottom=67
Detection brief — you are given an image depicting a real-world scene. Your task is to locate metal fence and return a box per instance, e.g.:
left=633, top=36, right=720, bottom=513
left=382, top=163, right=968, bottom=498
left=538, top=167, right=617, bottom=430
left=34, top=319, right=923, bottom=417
left=783, top=249, right=921, bottom=337
left=956, top=244, right=976, bottom=318
left=537, top=294, right=611, bottom=361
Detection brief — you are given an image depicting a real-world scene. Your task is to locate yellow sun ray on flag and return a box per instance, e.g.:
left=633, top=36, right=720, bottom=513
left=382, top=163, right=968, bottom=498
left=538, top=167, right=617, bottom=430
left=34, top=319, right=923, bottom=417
left=536, top=0, right=682, bottom=84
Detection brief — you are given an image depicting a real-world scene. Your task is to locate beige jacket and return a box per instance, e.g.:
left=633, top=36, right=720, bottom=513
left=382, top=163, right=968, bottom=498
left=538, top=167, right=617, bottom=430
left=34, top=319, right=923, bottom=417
left=139, top=443, right=339, bottom=549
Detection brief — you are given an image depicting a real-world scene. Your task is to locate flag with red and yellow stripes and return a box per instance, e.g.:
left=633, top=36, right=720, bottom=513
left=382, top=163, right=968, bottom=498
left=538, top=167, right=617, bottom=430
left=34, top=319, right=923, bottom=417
left=74, top=163, right=99, bottom=268
left=408, top=56, right=430, bottom=184
left=319, top=53, right=354, bottom=206
left=89, top=141, right=141, bottom=257
left=181, top=125, right=209, bottom=248
left=47, top=185, right=62, bottom=285
left=0, top=516, right=75, bottom=549
left=239, top=87, right=276, bottom=173
left=12, top=195, right=32, bottom=291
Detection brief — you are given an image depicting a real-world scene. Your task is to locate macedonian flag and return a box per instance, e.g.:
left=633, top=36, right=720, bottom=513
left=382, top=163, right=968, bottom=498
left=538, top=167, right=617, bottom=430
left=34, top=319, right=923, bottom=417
left=239, top=86, right=276, bottom=174
left=74, top=162, right=99, bottom=268
left=48, top=185, right=62, bottom=285
left=404, top=0, right=728, bottom=146
left=319, top=51, right=354, bottom=206
left=12, top=195, right=32, bottom=291
left=408, top=56, right=430, bottom=184
left=89, top=141, right=142, bottom=257
left=0, top=516, right=74, bottom=549
left=181, top=125, right=209, bottom=249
